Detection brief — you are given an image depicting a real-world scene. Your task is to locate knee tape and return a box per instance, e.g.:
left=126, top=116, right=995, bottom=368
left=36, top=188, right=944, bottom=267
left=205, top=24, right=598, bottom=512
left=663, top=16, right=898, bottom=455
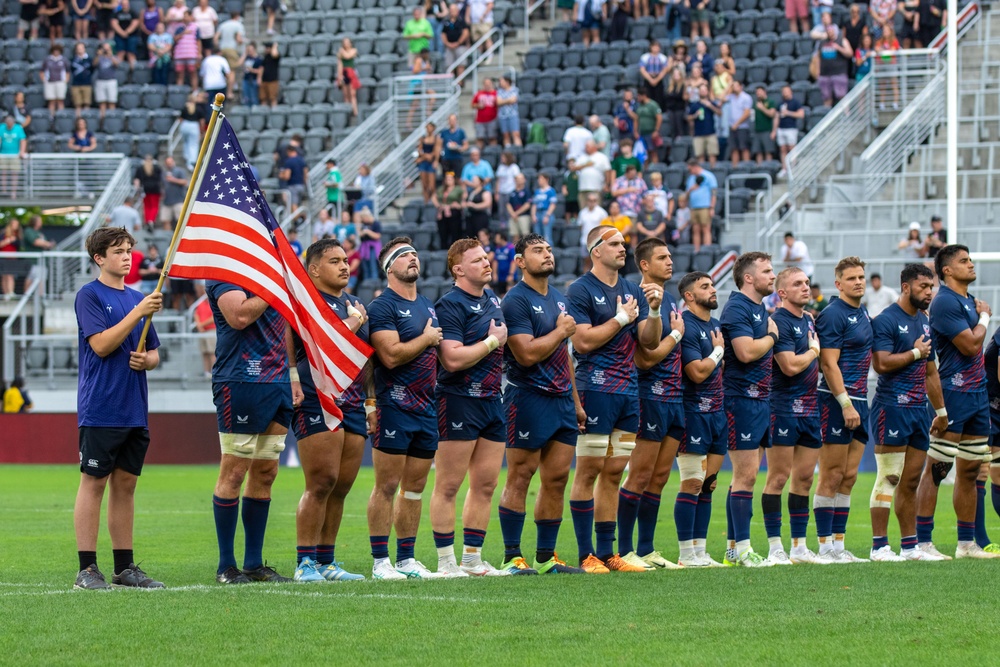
left=577, top=433, right=612, bottom=458
left=610, top=430, right=637, bottom=458
left=870, top=451, right=905, bottom=510
left=992, top=453, right=1000, bottom=471
left=677, top=454, right=707, bottom=483
left=219, top=432, right=259, bottom=459
left=256, top=434, right=287, bottom=460
left=927, top=438, right=957, bottom=464
left=402, top=490, right=422, bottom=501
left=702, top=473, right=718, bottom=495
left=957, top=438, right=990, bottom=462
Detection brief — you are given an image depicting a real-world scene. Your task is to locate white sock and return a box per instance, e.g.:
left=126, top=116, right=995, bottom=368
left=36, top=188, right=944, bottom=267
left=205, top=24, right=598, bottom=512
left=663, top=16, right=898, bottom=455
left=374, top=557, right=390, bottom=567
left=791, top=537, right=806, bottom=552
left=958, top=540, right=974, bottom=548
left=736, top=539, right=752, bottom=555
left=679, top=540, right=695, bottom=561
left=833, top=537, right=845, bottom=552
left=461, top=546, right=482, bottom=565
left=767, top=536, right=783, bottom=554
left=818, top=537, right=833, bottom=555
left=437, top=546, right=455, bottom=562
left=727, top=539, right=736, bottom=551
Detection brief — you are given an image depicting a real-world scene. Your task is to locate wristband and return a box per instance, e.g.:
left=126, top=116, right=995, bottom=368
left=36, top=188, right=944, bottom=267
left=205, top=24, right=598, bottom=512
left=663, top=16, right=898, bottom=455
left=289, top=368, right=300, bottom=382
left=911, top=347, right=922, bottom=361
left=979, top=312, right=991, bottom=329
left=614, top=310, right=632, bottom=328
left=364, top=399, right=376, bottom=417
left=669, top=329, right=683, bottom=344
left=767, top=332, right=778, bottom=345
left=347, top=305, right=364, bottom=324
left=835, top=392, right=851, bottom=409
left=935, top=407, right=948, bottom=418
left=808, top=341, right=821, bottom=356
left=648, top=306, right=661, bottom=319
left=708, top=345, right=724, bottom=366
left=483, top=335, right=500, bottom=353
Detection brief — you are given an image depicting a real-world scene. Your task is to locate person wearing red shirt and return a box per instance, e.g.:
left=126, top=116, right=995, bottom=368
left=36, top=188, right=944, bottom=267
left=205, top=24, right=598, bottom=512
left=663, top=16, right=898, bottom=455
left=471, top=77, right=498, bottom=148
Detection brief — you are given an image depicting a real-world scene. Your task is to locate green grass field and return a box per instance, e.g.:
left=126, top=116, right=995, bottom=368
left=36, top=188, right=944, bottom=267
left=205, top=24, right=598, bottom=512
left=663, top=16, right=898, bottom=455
left=2, top=464, right=997, bottom=666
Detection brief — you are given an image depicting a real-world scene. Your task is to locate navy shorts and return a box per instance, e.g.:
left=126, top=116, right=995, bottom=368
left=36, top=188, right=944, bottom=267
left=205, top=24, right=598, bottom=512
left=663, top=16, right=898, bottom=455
left=79, top=426, right=150, bottom=478
left=291, top=403, right=367, bottom=440
left=942, top=388, right=991, bottom=437
left=580, top=390, right=639, bottom=435
left=505, top=386, right=578, bottom=450
left=373, top=403, right=437, bottom=458
left=726, top=396, right=771, bottom=451
left=770, top=413, right=822, bottom=449
left=638, top=399, right=685, bottom=442
left=819, top=393, right=869, bottom=445
left=870, top=402, right=931, bottom=451
left=213, top=382, right=293, bottom=434
left=339, top=405, right=368, bottom=437
left=679, top=410, right=728, bottom=456
left=437, top=394, right=506, bottom=442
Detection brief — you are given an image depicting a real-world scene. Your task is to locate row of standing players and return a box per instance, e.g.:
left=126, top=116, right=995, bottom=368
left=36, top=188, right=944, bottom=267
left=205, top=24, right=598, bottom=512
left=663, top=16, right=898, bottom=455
left=69, top=225, right=1000, bottom=589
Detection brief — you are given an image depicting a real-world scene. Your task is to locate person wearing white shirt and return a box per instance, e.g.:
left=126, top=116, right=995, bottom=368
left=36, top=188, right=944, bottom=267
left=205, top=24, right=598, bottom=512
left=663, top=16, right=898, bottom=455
left=200, top=50, right=232, bottom=100
left=573, top=140, right=611, bottom=210
left=577, top=194, right=608, bottom=270
left=562, top=115, right=594, bottom=164
left=780, top=231, right=813, bottom=278
left=494, top=151, right=521, bottom=224
left=863, top=273, right=899, bottom=319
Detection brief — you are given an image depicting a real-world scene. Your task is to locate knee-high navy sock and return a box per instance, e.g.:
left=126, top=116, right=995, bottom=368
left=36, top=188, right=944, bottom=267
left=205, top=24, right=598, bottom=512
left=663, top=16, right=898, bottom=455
left=814, top=494, right=835, bottom=542
left=725, top=487, right=734, bottom=542
left=535, top=518, right=561, bottom=564
left=636, top=492, right=661, bottom=556
left=731, top=490, right=753, bottom=544
left=241, top=496, right=271, bottom=571
left=916, top=515, right=934, bottom=544
left=992, top=482, right=1000, bottom=519
left=674, top=493, right=698, bottom=542
left=316, top=544, right=335, bottom=566
left=832, top=493, right=851, bottom=539
left=595, top=521, right=617, bottom=561
left=788, top=493, right=810, bottom=544
left=213, top=495, right=239, bottom=574
left=396, top=536, right=416, bottom=562
left=694, top=490, right=714, bottom=541
left=762, top=492, right=782, bottom=540
left=569, top=499, right=595, bottom=561
left=975, top=480, right=991, bottom=548
left=498, top=505, right=526, bottom=560
left=616, top=488, right=641, bottom=555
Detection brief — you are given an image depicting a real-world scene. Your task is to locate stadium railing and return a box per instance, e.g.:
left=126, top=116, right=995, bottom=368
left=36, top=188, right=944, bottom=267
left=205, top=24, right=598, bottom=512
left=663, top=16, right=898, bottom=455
left=523, top=0, right=553, bottom=46
left=0, top=153, right=126, bottom=204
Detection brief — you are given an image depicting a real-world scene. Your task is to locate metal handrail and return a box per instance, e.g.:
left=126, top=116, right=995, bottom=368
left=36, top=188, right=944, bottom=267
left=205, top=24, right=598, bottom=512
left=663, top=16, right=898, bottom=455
left=524, top=0, right=552, bottom=46
left=0, top=153, right=129, bottom=203
left=453, top=27, right=505, bottom=92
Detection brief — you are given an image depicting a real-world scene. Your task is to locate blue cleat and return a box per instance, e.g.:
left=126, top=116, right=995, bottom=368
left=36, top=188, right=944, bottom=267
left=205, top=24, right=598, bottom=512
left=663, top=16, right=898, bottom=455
left=320, top=562, right=365, bottom=582
left=294, top=557, right=326, bottom=582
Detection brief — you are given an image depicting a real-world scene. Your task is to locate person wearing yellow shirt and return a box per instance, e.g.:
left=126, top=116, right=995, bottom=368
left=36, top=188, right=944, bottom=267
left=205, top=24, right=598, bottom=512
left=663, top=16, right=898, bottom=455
left=3, top=376, right=32, bottom=413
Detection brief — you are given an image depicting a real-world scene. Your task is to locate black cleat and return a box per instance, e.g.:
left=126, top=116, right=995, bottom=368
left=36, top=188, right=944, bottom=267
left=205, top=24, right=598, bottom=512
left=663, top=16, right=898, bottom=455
left=111, top=563, right=165, bottom=588
left=74, top=564, right=111, bottom=590
left=216, top=566, right=252, bottom=584
left=242, top=563, right=292, bottom=583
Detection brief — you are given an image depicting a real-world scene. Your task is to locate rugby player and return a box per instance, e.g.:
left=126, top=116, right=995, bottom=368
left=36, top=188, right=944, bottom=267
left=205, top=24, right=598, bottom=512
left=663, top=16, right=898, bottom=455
left=566, top=225, right=662, bottom=573
left=765, top=267, right=824, bottom=564
left=813, top=256, right=872, bottom=564
left=289, top=239, right=369, bottom=581
left=431, top=238, right=513, bottom=576
left=208, top=274, right=294, bottom=584
left=496, top=234, right=586, bottom=575
left=620, top=238, right=686, bottom=570
left=915, top=245, right=1000, bottom=559
left=720, top=252, right=777, bottom=567
left=366, top=237, right=445, bottom=579
left=980, top=316, right=1000, bottom=551
left=675, top=271, right=727, bottom=567
left=73, top=227, right=165, bottom=589
left=867, top=264, right=949, bottom=561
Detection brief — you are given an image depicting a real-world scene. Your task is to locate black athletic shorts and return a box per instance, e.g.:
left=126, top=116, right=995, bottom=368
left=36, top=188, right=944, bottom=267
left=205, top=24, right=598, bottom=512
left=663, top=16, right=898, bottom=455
left=79, top=426, right=151, bottom=478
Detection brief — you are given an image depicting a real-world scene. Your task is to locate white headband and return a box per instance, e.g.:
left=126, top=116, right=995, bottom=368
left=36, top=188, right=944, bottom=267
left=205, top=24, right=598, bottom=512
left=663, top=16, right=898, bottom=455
left=382, top=244, right=417, bottom=275
left=587, top=228, right=618, bottom=255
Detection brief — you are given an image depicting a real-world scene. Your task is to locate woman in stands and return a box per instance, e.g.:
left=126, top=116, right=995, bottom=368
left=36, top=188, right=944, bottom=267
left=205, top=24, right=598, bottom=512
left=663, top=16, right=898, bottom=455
left=68, top=117, right=97, bottom=153
left=663, top=66, right=689, bottom=139
left=897, top=222, right=926, bottom=259
left=41, top=0, right=67, bottom=43
left=874, top=25, right=900, bottom=110
left=164, top=0, right=185, bottom=34
left=337, top=38, right=362, bottom=118
left=147, top=21, right=173, bottom=86
left=854, top=32, right=874, bottom=83
left=417, top=122, right=442, bottom=204
left=0, top=219, right=23, bottom=300
left=817, top=23, right=853, bottom=107
left=72, top=0, right=94, bottom=41
left=178, top=93, right=204, bottom=170
left=716, top=41, right=735, bottom=77
left=685, top=62, right=706, bottom=104
left=435, top=171, right=465, bottom=250
left=173, top=9, right=201, bottom=89
left=496, top=75, right=521, bottom=147
left=133, top=155, right=164, bottom=232
left=462, top=174, right=493, bottom=238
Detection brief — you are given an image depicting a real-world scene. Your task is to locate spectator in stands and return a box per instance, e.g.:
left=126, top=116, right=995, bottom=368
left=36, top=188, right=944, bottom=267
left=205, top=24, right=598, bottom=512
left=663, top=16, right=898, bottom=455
left=752, top=86, right=777, bottom=163
left=357, top=208, right=383, bottom=280
left=563, top=114, right=593, bottom=164
left=874, top=26, right=900, bottom=110
left=336, top=38, right=361, bottom=118
left=689, top=0, right=711, bottom=40
left=685, top=62, right=707, bottom=103
left=9, top=92, right=31, bottom=134
left=442, top=4, right=471, bottom=80
left=323, top=158, right=342, bottom=213
left=785, top=0, right=811, bottom=34
left=460, top=147, right=494, bottom=191
left=216, top=10, right=245, bottom=72
left=148, top=22, right=173, bottom=86
left=818, top=24, right=853, bottom=107
left=492, top=230, right=516, bottom=295
left=688, top=83, right=720, bottom=167
left=138, top=0, right=162, bottom=60
left=495, top=151, right=520, bottom=225
left=200, top=47, right=233, bottom=112
left=635, top=88, right=663, bottom=164
left=812, top=0, right=834, bottom=30
left=69, top=42, right=94, bottom=115
left=612, top=163, right=647, bottom=218
left=611, top=137, right=641, bottom=178
left=780, top=231, right=814, bottom=278
left=636, top=192, right=671, bottom=245
left=471, top=78, right=499, bottom=148
left=93, top=44, right=119, bottom=120
left=280, top=145, right=308, bottom=213
left=685, top=158, right=717, bottom=252
left=95, top=0, right=116, bottom=41
left=352, top=163, right=376, bottom=212
left=258, top=41, right=281, bottom=108
left=68, top=117, right=97, bottom=153
left=602, top=201, right=635, bottom=269
left=842, top=3, right=867, bottom=59
left=139, top=243, right=163, bottom=294
left=639, top=39, right=670, bottom=108
left=109, top=195, right=142, bottom=235
left=343, top=237, right=361, bottom=292
left=530, top=172, right=557, bottom=245
left=160, top=156, right=187, bottom=229
left=868, top=0, right=896, bottom=39
left=0, top=219, right=22, bottom=299
left=41, top=0, right=66, bottom=43
left=417, top=122, right=442, bottom=204
left=179, top=93, right=203, bottom=170
left=18, top=0, right=42, bottom=40
left=674, top=191, right=691, bottom=244
left=496, top=75, right=521, bottom=147
left=924, top=215, right=946, bottom=258
left=461, top=174, right=492, bottom=237
left=854, top=32, right=874, bottom=82
left=589, top=115, right=611, bottom=158
left=574, top=139, right=611, bottom=211
left=311, top=208, right=335, bottom=241
left=506, top=172, right=532, bottom=240
left=193, top=282, right=216, bottom=377
left=192, top=0, right=218, bottom=54
left=709, top=59, right=732, bottom=105
left=21, top=215, right=52, bottom=294
left=578, top=193, right=608, bottom=269
left=3, top=377, right=32, bottom=412
left=776, top=85, right=804, bottom=177
left=404, top=6, right=434, bottom=67
left=134, top=155, right=164, bottom=231
left=727, top=81, right=753, bottom=165
left=468, top=0, right=496, bottom=55
left=240, top=42, right=261, bottom=107
left=425, top=1, right=448, bottom=53
left=575, top=0, right=607, bottom=47
left=921, top=0, right=946, bottom=48
left=0, top=116, right=28, bottom=200
left=558, top=0, right=575, bottom=22
left=40, top=45, right=70, bottom=117
left=864, top=272, right=899, bottom=318
left=405, top=49, right=433, bottom=127
left=715, top=42, right=735, bottom=76
left=72, top=0, right=94, bottom=41
left=807, top=283, right=828, bottom=316
left=897, top=221, right=925, bottom=258
left=478, top=228, right=495, bottom=262
left=261, top=0, right=280, bottom=36
left=663, top=0, right=685, bottom=42
left=647, top=171, right=673, bottom=218
left=615, top=88, right=638, bottom=139
left=174, top=10, right=201, bottom=89
left=111, top=0, right=140, bottom=67
left=333, top=209, right=357, bottom=244
left=164, top=0, right=185, bottom=33
left=662, top=67, right=688, bottom=139
left=436, top=170, right=465, bottom=248
left=691, top=39, right=714, bottom=77
left=439, top=114, right=468, bottom=176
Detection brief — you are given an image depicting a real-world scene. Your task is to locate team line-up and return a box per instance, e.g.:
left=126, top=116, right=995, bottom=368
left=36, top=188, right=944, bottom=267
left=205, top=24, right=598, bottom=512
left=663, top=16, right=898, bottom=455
left=68, top=224, right=1000, bottom=589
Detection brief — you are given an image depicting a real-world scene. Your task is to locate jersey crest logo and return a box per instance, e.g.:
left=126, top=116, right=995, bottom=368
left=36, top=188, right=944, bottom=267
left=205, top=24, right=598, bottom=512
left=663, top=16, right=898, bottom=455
left=398, top=309, right=412, bottom=317
left=594, top=296, right=607, bottom=305
left=831, top=427, right=842, bottom=435
left=309, top=415, right=322, bottom=424
left=778, top=428, right=788, bottom=436
left=451, top=422, right=464, bottom=430
left=888, top=429, right=899, bottom=438
left=428, top=307, right=436, bottom=319
left=558, top=301, right=566, bottom=312
left=753, top=313, right=762, bottom=322
left=898, top=325, right=908, bottom=334
left=587, top=416, right=599, bottom=425
left=689, top=437, right=702, bottom=444
left=847, top=316, right=858, bottom=324
left=470, top=304, right=483, bottom=312
left=646, top=423, right=657, bottom=431
left=532, top=305, right=544, bottom=314
left=383, top=429, right=396, bottom=438
left=518, top=431, right=530, bottom=439
left=491, top=297, right=501, bottom=308
left=923, top=324, right=930, bottom=336
left=237, top=415, right=249, bottom=424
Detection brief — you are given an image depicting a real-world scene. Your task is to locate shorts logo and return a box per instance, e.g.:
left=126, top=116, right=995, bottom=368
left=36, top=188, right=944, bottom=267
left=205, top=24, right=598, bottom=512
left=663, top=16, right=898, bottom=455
left=594, top=296, right=607, bottom=305
left=847, top=316, right=858, bottom=324
left=518, top=431, right=530, bottom=440
left=690, top=436, right=702, bottom=444
left=451, top=422, right=463, bottom=429
left=898, top=325, right=908, bottom=334
left=646, top=423, right=657, bottom=431
left=384, top=429, right=396, bottom=438
left=832, top=427, right=842, bottom=435
left=87, top=458, right=99, bottom=467
left=471, top=304, right=483, bottom=313
left=888, top=429, right=899, bottom=438
left=309, top=415, right=322, bottom=425
left=398, top=309, right=412, bottom=318
left=587, top=416, right=598, bottom=425
left=741, top=432, right=752, bottom=441
left=532, top=305, right=544, bottom=314
left=778, top=428, right=788, bottom=436
left=947, top=419, right=954, bottom=425
left=237, top=415, right=249, bottom=424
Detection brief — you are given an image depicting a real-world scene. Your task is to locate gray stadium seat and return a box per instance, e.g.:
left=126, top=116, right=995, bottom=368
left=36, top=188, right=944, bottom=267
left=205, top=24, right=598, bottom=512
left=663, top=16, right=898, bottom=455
left=543, top=44, right=567, bottom=69
left=166, top=85, right=190, bottom=110
left=136, top=134, right=160, bottom=157
left=563, top=44, right=586, bottom=69
left=125, top=110, right=149, bottom=134
left=283, top=81, right=307, bottom=105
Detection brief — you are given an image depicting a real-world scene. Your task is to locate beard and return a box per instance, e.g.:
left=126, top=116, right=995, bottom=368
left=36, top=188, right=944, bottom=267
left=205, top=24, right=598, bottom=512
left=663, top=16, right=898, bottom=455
left=697, top=296, right=718, bottom=311
left=909, top=294, right=931, bottom=311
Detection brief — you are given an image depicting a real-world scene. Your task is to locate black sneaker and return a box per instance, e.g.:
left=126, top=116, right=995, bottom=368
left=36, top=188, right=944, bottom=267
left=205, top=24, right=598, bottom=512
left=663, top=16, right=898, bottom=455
left=74, top=564, right=111, bottom=590
left=111, top=563, right=165, bottom=589
left=216, top=566, right=252, bottom=584
left=242, top=563, right=292, bottom=583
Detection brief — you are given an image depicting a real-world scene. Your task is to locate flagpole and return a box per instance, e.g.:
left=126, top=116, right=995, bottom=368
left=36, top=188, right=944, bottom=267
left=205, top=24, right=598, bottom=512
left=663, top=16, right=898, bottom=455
left=137, top=92, right=226, bottom=352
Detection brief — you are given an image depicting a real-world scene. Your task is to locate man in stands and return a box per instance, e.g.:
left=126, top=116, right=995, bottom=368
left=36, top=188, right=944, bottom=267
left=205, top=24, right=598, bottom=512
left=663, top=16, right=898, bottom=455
left=776, top=85, right=805, bottom=178
left=685, top=159, right=717, bottom=252
left=471, top=78, right=498, bottom=148
left=441, top=4, right=470, bottom=79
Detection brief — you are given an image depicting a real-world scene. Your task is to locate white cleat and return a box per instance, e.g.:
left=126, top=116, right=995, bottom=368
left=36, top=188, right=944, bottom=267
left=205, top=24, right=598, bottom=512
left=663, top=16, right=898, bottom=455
left=641, top=551, right=684, bottom=570
left=372, top=558, right=407, bottom=580
left=766, top=549, right=793, bottom=565
left=814, top=549, right=845, bottom=564
left=834, top=549, right=869, bottom=563
left=788, top=548, right=828, bottom=564
left=899, top=548, right=945, bottom=561
left=869, top=545, right=906, bottom=562
left=955, top=543, right=1000, bottom=560
left=461, top=560, right=511, bottom=576
left=737, top=549, right=773, bottom=568
left=677, top=557, right=708, bottom=568
left=698, top=552, right=726, bottom=568
left=395, top=558, right=440, bottom=579
left=917, top=543, right=953, bottom=561
left=435, top=558, right=470, bottom=578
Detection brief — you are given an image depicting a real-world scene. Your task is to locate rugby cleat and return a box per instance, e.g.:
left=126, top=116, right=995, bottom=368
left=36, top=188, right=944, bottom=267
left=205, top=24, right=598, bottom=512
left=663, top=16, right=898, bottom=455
left=372, top=557, right=407, bottom=580
left=435, top=558, right=470, bottom=579
left=814, top=550, right=845, bottom=565
left=955, top=543, right=1000, bottom=560
left=869, top=546, right=906, bottom=562
left=499, top=556, right=538, bottom=575
left=697, top=552, right=726, bottom=567
left=534, top=554, right=585, bottom=574
left=395, top=558, right=440, bottom=579
left=216, top=566, right=252, bottom=584
left=243, top=563, right=293, bottom=582
left=916, top=542, right=953, bottom=560
left=788, top=548, right=829, bottom=565
left=641, top=551, right=684, bottom=570
left=766, top=549, right=793, bottom=565
left=461, top=560, right=510, bottom=576
left=293, top=558, right=326, bottom=582
left=621, top=551, right=656, bottom=570
left=737, top=549, right=773, bottom=568
left=74, top=564, right=111, bottom=590
left=111, top=563, right=165, bottom=588
left=834, top=549, right=870, bottom=563
left=603, top=554, right=649, bottom=572
left=678, top=555, right=708, bottom=568
left=319, top=562, right=365, bottom=581
left=899, top=548, right=945, bottom=562
left=723, top=548, right=739, bottom=567
left=579, top=554, right=610, bottom=574
left=983, top=543, right=1000, bottom=554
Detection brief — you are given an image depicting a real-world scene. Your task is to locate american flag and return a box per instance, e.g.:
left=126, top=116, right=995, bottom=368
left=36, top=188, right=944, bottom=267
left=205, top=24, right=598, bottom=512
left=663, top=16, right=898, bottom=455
left=168, top=117, right=372, bottom=430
